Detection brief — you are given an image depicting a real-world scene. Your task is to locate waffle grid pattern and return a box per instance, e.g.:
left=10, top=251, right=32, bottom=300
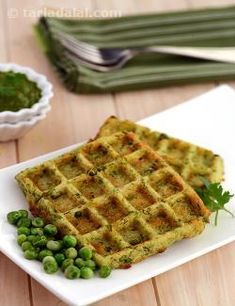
left=95, top=116, right=224, bottom=188
left=16, top=132, right=209, bottom=268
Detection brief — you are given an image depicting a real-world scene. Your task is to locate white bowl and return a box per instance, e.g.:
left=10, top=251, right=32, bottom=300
left=0, top=104, right=51, bottom=141
left=0, top=63, right=53, bottom=124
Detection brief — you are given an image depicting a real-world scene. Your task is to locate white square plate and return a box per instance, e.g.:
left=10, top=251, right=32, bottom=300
left=0, top=85, right=235, bottom=306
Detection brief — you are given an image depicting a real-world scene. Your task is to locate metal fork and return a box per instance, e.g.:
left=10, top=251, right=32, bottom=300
left=56, top=32, right=235, bottom=72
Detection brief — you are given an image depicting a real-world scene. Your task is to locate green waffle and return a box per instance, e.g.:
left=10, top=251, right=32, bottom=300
left=16, top=132, right=210, bottom=268
left=95, top=116, right=224, bottom=188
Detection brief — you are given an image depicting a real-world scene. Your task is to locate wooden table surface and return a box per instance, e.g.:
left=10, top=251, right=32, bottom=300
left=1, top=0, right=235, bottom=305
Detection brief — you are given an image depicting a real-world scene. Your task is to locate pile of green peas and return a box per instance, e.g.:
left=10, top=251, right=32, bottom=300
left=7, top=209, right=112, bottom=279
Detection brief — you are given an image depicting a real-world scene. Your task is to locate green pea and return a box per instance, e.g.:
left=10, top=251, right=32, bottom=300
left=64, top=265, right=80, bottom=279
left=54, top=253, right=65, bottom=267
left=65, top=247, right=78, bottom=259
left=61, top=258, right=74, bottom=272
left=78, top=247, right=92, bottom=260
left=42, top=255, right=56, bottom=264
left=84, top=259, right=96, bottom=270
left=17, top=227, right=31, bottom=236
left=44, top=224, right=57, bottom=237
left=38, top=249, right=53, bottom=261
left=43, top=259, right=58, bottom=274
left=63, top=235, right=77, bottom=248
left=17, top=234, right=27, bottom=246
left=21, top=241, right=34, bottom=252
left=47, top=240, right=63, bottom=252
left=80, top=267, right=94, bottom=279
left=31, top=227, right=44, bottom=236
left=32, top=235, right=47, bottom=248
left=24, top=249, right=38, bottom=260
left=32, top=217, right=44, bottom=228
left=7, top=211, right=21, bottom=225
left=27, top=235, right=35, bottom=243
left=17, top=217, right=31, bottom=228
left=18, top=209, right=28, bottom=218
left=99, top=266, right=112, bottom=278
left=74, top=258, right=85, bottom=268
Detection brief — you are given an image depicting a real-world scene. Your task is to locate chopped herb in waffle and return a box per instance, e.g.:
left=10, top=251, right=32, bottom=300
left=16, top=132, right=210, bottom=268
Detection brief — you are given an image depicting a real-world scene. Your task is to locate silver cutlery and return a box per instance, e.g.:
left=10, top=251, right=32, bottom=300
left=56, top=32, right=235, bottom=72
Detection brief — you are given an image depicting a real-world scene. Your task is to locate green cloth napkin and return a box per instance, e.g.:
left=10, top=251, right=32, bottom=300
left=35, top=6, right=235, bottom=94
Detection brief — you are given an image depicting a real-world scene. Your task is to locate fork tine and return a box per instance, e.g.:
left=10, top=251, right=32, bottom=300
left=56, top=36, right=99, bottom=60
left=65, top=50, right=119, bottom=72
left=56, top=31, right=121, bottom=61
left=56, top=32, right=122, bottom=65
left=56, top=32, right=101, bottom=56
left=60, top=39, right=106, bottom=64
left=65, top=38, right=101, bottom=58
left=56, top=33, right=106, bottom=64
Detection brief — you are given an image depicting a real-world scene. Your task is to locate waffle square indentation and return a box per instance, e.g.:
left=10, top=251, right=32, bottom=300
left=118, top=219, right=150, bottom=246
left=55, top=154, right=87, bottom=179
left=96, top=196, right=129, bottom=223
left=145, top=208, right=179, bottom=234
left=28, top=168, right=61, bottom=191
left=91, top=232, right=122, bottom=256
left=72, top=175, right=108, bottom=200
left=66, top=208, right=102, bottom=235
left=149, top=173, right=184, bottom=198
left=82, top=143, right=115, bottom=167
left=48, top=190, right=85, bottom=213
left=108, top=133, right=141, bottom=156
left=168, top=194, right=200, bottom=222
left=127, top=150, right=164, bottom=176
left=124, top=183, right=156, bottom=210
left=103, top=161, right=136, bottom=188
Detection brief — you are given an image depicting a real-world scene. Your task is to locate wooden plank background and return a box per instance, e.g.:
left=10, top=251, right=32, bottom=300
left=0, top=0, right=235, bottom=305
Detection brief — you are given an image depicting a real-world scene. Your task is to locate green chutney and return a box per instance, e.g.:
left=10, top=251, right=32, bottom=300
left=0, top=71, right=41, bottom=112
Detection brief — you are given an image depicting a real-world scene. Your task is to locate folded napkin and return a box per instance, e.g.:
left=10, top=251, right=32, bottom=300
left=35, top=6, right=235, bottom=94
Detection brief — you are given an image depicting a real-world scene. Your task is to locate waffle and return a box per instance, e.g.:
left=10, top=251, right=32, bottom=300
left=16, top=132, right=210, bottom=268
left=94, top=116, right=224, bottom=189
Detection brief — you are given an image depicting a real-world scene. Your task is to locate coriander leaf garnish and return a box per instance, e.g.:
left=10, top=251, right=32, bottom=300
left=196, top=178, right=234, bottom=226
